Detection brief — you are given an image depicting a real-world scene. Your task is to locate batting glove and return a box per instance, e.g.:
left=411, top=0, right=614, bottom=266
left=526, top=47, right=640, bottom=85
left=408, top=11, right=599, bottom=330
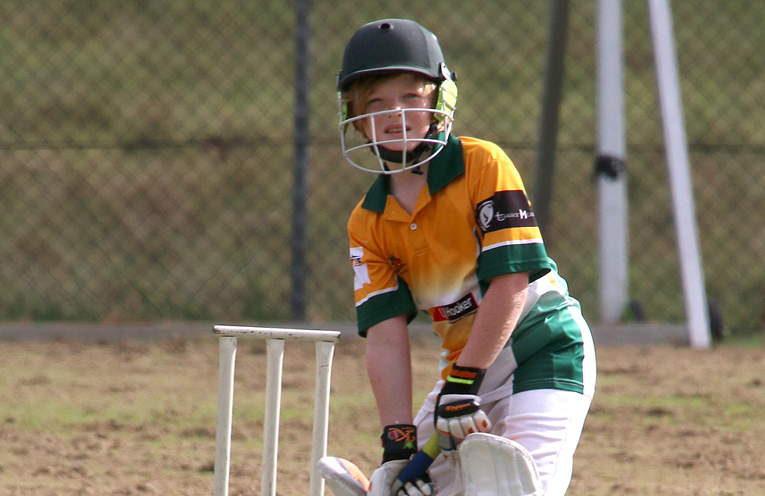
left=434, top=365, right=491, bottom=452
left=380, top=424, right=418, bottom=464
left=369, top=460, right=437, bottom=496
left=391, top=473, right=436, bottom=496
left=369, top=425, right=437, bottom=496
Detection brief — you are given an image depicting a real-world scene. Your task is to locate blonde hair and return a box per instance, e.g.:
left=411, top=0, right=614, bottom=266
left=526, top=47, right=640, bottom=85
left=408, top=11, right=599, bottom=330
left=343, top=73, right=438, bottom=133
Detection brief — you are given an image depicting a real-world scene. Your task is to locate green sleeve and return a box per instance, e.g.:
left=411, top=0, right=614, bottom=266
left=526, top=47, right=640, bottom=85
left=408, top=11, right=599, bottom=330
left=356, top=278, right=417, bottom=337
left=477, top=243, right=553, bottom=283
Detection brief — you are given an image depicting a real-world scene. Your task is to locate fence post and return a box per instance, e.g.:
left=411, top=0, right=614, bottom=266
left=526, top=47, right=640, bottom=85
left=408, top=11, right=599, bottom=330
left=533, top=0, right=570, bottom=239
left=596, top=0, right=629, bottom=323
left=291, top=0, right=311, bottom=320
left=647, top=0, right=711, bottom=348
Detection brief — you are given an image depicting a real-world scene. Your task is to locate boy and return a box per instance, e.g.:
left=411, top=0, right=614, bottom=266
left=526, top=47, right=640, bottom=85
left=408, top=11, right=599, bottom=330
left=338, top=19, right=596, bottom=496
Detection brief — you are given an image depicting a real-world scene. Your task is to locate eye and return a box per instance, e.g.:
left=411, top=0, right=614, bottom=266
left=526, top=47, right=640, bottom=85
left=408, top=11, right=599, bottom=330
left=402, top=93, right=430, bottom=108
left=364, top=98, right=384, bottom=111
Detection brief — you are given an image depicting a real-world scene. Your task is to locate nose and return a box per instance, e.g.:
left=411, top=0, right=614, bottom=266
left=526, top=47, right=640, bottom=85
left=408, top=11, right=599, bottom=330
left=378, top=105, right=402, bottom=123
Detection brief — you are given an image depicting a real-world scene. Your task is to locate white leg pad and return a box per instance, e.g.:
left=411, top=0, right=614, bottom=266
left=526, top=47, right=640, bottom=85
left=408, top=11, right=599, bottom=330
left=458, top=433, right=544, bottom=496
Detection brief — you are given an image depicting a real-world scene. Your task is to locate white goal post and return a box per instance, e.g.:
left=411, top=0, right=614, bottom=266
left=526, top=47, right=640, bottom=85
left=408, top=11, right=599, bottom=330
left=595, top=0, right=711, bottom=348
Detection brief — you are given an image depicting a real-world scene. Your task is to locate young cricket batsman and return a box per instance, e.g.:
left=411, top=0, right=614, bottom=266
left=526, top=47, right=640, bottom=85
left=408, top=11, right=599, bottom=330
left=325, top=18, right=597, bottom=496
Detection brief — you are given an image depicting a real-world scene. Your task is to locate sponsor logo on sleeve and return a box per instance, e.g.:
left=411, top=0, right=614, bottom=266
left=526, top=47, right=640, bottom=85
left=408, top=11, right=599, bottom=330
left=433, top=293, right=479, bottom=323
left=475, top=190, right=537, bottom=233
left=350, top=247, right=370, bottom=290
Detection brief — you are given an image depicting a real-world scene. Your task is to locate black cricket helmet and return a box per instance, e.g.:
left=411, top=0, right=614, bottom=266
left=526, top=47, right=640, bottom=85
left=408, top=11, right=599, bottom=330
left=337, top=19, right=458, bottom=174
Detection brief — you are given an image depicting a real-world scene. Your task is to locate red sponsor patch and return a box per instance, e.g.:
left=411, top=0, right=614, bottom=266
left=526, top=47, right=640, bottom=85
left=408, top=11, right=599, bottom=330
left=433, top=293, right=478, bottom=323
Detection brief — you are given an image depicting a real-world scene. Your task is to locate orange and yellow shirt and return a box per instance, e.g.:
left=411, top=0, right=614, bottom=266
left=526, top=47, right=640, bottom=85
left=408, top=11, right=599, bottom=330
left=348, top=135, right=555, bottom=364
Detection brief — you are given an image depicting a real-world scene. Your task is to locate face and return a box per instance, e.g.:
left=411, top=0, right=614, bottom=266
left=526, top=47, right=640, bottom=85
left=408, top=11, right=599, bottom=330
left=358, top=74, right=436, bottom=153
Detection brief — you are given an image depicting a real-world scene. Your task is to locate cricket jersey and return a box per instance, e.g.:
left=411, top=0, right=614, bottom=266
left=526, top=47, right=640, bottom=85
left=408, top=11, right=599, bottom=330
left=348, top=135, right=591, bottom=395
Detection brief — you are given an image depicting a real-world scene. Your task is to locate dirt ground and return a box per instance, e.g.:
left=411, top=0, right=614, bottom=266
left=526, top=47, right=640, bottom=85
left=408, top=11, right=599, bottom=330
left=0, top=334, right=763, bottom=495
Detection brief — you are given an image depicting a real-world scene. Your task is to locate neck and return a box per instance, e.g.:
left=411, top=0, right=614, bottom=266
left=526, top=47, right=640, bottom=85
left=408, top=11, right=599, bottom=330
left=390, top=163, right=428, bottom=215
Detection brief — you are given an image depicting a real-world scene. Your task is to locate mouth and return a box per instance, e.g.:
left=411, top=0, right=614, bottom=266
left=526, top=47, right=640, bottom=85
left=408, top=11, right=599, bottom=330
left=384, top=125, right=408, bottom=136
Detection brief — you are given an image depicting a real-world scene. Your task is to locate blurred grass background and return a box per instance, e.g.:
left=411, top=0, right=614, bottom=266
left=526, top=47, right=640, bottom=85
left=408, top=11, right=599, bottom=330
left=1, top=1, right=763, bottom=335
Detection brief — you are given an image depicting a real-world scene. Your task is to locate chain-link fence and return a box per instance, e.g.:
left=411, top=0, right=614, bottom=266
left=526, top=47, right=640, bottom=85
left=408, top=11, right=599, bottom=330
left=2, top=1, right=763, bottom=335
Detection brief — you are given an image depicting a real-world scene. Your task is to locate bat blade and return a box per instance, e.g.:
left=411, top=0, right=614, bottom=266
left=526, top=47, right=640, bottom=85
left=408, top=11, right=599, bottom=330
left=318, top=456, right=370, bottom=496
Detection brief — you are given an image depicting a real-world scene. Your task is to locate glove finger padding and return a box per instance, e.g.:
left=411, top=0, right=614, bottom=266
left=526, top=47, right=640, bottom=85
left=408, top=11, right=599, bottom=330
left=435, top=395, right=491, bottom=451
left=461, top=410, right=490, bottom=434
left=434, top=365, right=490, bottom=451
left=368, top=460, right=408, bottom=496
left=392, top=476, right=437, bottom=496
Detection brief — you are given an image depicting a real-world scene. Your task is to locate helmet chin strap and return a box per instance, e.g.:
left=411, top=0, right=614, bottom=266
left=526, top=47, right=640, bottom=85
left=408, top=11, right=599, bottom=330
left=372, top=123, right=438, bottom=174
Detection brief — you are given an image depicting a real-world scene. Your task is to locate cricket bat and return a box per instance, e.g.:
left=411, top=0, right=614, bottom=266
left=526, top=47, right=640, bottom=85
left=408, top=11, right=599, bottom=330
left=318, top=434, right=441, bottom=496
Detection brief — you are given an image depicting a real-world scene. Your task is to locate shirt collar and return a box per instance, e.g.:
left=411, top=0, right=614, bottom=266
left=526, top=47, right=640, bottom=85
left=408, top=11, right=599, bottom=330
left=361, top=134, right=465, bottom=213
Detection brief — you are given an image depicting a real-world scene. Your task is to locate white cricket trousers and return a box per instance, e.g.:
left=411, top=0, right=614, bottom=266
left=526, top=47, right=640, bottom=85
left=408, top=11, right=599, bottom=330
left=414, top=388, right=593, bottom=496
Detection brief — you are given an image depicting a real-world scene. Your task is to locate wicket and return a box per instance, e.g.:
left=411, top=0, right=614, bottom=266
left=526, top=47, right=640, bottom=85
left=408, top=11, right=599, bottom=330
left=212, top=325, right=341, bottom=496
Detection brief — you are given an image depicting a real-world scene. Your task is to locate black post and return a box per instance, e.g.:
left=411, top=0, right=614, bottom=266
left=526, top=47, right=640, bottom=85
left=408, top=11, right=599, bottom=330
left=291, top=0, right=311, bottom=320
left=533, top=0, right=569, bottom=238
